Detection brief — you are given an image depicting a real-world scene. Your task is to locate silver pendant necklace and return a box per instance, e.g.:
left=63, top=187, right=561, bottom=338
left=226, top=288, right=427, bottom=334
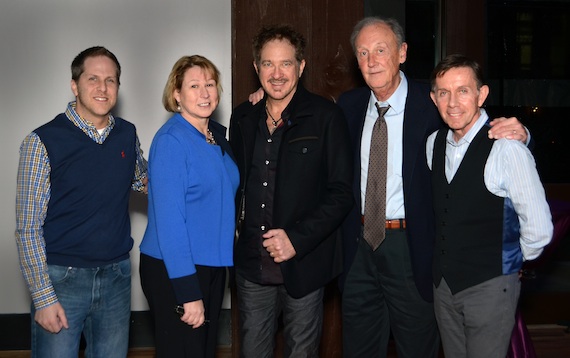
left=266, top=106, right=282, bottom=129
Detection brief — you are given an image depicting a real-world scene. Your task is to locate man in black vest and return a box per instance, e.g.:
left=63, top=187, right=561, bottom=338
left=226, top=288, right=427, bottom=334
left=426, top=54, right=553, bottom=357
left=15, top=46, right=147, bottom=358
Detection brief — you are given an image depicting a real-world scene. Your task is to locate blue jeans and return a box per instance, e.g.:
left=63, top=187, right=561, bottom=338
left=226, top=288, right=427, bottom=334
left=31, top=259, right=131, bottom=358
left=236, top=272, right=324, bottom=358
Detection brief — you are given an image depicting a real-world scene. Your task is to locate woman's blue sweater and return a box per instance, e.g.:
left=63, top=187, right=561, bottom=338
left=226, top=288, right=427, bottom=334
left=140, top=114, right=239, bottom=302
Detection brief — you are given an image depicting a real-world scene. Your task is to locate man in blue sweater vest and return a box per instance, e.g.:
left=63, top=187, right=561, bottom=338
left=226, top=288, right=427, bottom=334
left=426, top=54, right=552, bottom=357
left=15, top=46, right=147, bottom=358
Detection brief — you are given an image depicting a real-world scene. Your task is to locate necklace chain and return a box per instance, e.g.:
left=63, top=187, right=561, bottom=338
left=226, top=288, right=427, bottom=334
left=265, top=106, right=282, bottom=128
left=206, top=128, right=216, bottom=145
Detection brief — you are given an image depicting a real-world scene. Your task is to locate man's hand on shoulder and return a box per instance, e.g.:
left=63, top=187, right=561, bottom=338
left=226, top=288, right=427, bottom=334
left=35, top=302, right=69, bottom=333
left=488, top=116, right=528, bottom=143
left=249, top=87, right=265, bottom=105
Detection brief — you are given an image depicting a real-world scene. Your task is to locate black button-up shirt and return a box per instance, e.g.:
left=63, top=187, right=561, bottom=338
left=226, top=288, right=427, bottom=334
left=240, top=111, right=287, bottom=285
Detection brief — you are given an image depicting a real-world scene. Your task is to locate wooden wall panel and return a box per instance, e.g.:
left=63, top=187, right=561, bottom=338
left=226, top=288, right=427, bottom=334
left=309, top=0, right=366, bottom=102
left=443, top=0, right=485, bottom=66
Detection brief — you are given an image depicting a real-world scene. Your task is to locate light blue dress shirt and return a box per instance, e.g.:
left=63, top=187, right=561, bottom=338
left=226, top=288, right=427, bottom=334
left=361, top=71, right=408, bottom=219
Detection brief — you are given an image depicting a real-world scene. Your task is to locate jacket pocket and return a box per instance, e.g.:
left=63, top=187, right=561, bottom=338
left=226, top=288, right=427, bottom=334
left=287, top=136, right=319, bottom=155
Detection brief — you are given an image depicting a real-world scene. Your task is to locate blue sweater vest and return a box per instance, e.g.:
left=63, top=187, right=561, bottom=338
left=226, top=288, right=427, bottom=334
left=34, top=113, right=136, bottom=267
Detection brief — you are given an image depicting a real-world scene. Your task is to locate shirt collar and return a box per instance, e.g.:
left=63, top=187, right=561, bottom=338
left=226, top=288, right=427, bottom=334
left=366, top=70, right=408, bottom=117
left=65, top=101, right=115, bottom=133
left=446, top=108, right=489, bottom=146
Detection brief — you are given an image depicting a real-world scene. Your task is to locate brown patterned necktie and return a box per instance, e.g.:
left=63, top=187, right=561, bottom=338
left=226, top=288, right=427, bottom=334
left=364, top=103, right=390, bottom=250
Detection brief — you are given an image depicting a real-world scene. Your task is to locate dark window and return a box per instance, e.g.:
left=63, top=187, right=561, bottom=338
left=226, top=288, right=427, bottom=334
left=405, top=0, right=439, bottom=81
left=486, top=0, right=570, bottom=183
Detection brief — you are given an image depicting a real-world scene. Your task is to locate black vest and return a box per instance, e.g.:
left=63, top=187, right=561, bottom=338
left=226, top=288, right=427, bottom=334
left=431, top=125, right=505, bottom=294
left=34, top=113, right=136, bottom=267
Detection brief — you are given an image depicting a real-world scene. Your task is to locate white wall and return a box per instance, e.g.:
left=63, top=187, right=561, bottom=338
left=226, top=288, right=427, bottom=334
left=0, top=0, right=232, bottom=313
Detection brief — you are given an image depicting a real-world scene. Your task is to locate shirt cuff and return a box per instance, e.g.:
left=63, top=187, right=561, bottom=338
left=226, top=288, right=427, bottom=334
left=171, top=273, right=202, bottom=304
left=31, top=286, right=58, bottom=310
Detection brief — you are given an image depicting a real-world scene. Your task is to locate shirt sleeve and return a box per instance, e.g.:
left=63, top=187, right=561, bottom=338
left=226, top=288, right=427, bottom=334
left=485, top=139, right=553, bottom=260
left=131, top=133, right=148, bottom=192
left=425, top=130, right=438, bottom=170
left=15, top=132, right=58, bottom=310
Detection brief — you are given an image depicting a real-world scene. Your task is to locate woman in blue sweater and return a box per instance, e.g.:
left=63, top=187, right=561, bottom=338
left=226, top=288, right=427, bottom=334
left=140, top=55, right=239, bottom=358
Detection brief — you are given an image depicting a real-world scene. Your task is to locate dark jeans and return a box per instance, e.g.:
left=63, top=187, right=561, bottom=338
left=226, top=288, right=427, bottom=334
left=236, top=271, right=324, bottom=358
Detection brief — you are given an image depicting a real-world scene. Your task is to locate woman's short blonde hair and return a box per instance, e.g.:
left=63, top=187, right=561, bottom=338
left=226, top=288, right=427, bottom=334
left=162, top=55, right=222, bottom=113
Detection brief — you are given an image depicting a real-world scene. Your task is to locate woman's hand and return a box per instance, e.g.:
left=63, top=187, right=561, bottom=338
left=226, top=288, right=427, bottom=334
left=180, top=299, right=206, bottom=329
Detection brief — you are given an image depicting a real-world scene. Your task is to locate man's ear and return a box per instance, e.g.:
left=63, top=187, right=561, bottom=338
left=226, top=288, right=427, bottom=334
left=71, top=80, right=78, bottom=97
left=429, top=91, right=437, bottom=106
left=478, top=85, right=490, bottom=107
left=399, top=42, right=408, bottom=65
